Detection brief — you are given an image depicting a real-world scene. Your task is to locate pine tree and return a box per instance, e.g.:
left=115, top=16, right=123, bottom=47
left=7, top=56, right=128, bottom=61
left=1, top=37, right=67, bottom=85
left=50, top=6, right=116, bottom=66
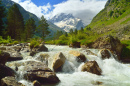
left=25, top=18, right=36, bottom=41
left=7, top=4, right=24, bottom=40
left=0, top=0, right=6, bottom=36
left=69, top=29, right=73, bottom=34
left=37, top=15, right=50, bottom=39
left=74, top=29, right=78, bottom=35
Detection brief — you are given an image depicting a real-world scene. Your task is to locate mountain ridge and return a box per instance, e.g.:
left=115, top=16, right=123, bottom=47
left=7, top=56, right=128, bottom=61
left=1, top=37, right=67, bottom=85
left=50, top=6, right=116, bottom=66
left=49, top=13, right=84, bottom=32
left=87, top=0, right=130, bottom=40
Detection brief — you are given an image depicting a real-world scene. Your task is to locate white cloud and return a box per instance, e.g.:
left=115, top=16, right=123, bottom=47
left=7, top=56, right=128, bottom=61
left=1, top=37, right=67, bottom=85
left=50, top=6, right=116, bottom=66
left=47, top=0, right=107, bottom=25
left=11, top=0, right=107, bottom=25
left=11, top=0, right=51, bottom=18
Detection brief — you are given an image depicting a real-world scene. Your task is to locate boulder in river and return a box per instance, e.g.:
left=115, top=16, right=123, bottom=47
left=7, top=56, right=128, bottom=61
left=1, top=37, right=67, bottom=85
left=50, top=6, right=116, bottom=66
left=0, top=51, right=10, bottom=65
left=52, top=52, right=66, bottom=72
left=69, top=42, right=80, bottom=48
left=37, top=44, right=48, bottom=52
left=1, top=76, right=24, bottom=86
left=23, top=61, right=60, bottom=84
left=33, top=80, right=41, bottom=86
left=69, top=50, right=87, bottom=62
left=0, top=64, right=15, bottom=80
left=81, top=61, right=102, bottom=75
left=99, top=49, right=111, bottom=59
left=91, top=35, right=124, bottom=60
left=7, top=52, right=23, bottom=62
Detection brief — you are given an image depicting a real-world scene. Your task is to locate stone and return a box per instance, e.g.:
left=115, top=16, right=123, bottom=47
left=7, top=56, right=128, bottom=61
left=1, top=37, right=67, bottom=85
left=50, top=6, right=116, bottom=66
left=23, top=61, right=60, bottom=84
left=30, top=51, right=38, bottom=56
left=99, top=49, right=111, bottom=59
left=36, top=54, right=49, bottom=65
left=81, top=61, right=102, bottom=75
left=91, top=35, right=124, bottom=60
left=37, top=44, right=48, bottom=52
left=69, top=42, right=80, bottom=48
left=0, top=64, right=15, bottom=80
left=69, top=50, right=87, bottom=62
left=7, top=52, right=23, bottom=62
left=33, top=80, right=41, bottom=86
left=52, top=52, right=66, bottom=72
left=0, top=47, right=6, bottom=51
left=0, top=52, right=10, bottom=65
left=1, top=76, right=24, bottom=86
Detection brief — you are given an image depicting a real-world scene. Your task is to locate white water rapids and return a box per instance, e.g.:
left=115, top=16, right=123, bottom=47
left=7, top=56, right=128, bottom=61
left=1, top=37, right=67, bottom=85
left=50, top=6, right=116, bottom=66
left=6, top=45, right=130, bottom=86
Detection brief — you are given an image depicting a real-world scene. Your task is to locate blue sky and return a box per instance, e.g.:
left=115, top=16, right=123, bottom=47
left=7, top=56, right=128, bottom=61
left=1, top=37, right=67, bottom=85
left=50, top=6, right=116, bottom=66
left=11, top=0, right=107, bottom=25
left=31, top=0, right=67, bottom=6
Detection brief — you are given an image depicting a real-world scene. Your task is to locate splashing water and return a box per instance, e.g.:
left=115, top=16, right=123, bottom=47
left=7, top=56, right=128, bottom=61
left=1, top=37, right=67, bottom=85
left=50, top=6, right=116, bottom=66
left=6, top=45, right=130, bottom=86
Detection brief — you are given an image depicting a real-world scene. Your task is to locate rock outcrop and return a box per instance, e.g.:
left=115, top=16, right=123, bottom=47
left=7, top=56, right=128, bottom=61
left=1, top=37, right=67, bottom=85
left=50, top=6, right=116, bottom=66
left=91, top=35, right=124, bottom=60
left=0, top=52, right=10, bottom=65
left=23, top=61, right=60, bottom=84
left=1, top=76, right=24, bottom=86
left=52, top=52, right=66, bottom=72
left=81, top=61, right=102, bottom=75
left=69, top=42, right=80, bottom=48
left=69, top=50, right=87, bottom=62
left=0, top=64, right=15, bottom=80
left=99, top=49, right=111, bottom=59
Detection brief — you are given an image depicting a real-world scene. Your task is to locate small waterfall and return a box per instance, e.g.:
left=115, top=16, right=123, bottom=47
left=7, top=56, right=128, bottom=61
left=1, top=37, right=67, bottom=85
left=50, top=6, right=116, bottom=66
left=5, top=45, right=130, bottom=86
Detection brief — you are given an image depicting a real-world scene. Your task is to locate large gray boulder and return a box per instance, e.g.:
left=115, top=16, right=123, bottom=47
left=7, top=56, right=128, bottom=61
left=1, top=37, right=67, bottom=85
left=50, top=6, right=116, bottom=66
left=81, top=61, right=102, bottom=75
left=23, top=61, right=60, bottom=84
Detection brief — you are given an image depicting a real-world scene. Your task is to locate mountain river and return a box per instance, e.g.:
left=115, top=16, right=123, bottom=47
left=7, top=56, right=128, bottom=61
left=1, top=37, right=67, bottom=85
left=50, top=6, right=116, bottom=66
left=6, top=45, right=130, bottom=86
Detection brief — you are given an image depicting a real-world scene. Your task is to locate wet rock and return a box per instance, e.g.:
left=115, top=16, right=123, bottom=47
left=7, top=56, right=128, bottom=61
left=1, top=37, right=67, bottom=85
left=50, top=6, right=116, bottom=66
left=0, top=52, right=10, bottom=65
left=12, top=46, right=22, bottom=52
left=37, top=44, right=48, bottom=52
left=0, top=47, right=6, bottom=51
left=7, top=52, right=23, bottom=61
left=69, top=42, right=80, bottom=48
left=52, top=52, right=66, bottom=72
left=1, top=76, right=24, bottom=86
left=30, top=51, right=38, bottom=56
left=69, top=50, right=87, bottom=62
left=91, top=35, right=124, bottom=60
left=0, top=64, right=15, bottom=80
left=81, top=61, right=102, bottom=75
left=23, top=61, right=60, bottom=84
left=33, top=80, right=41, bottom=86
left=85, top=50, right=97, bottom=56
left=36, top=54, right=49, bottom=65
left=99, top=49, right=111, bottom=59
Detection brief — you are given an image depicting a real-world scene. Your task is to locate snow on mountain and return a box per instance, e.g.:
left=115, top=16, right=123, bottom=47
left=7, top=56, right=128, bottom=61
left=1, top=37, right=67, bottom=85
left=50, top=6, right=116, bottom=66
left=49, top=13, right=84, bottom=32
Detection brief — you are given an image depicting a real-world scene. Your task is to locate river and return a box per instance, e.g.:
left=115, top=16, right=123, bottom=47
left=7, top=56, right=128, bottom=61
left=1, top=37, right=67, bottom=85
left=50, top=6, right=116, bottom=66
left=6, top=45, right=130, bottom=86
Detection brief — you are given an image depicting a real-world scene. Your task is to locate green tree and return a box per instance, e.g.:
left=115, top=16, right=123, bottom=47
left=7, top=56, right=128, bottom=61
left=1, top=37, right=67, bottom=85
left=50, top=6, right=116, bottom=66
left=37, top=15, right=50, bottom=39
left=74, top=29, right=78, bottom=35
left=64, top=32, right=68, bottom=37
left=81, top=27, right=84, bottom=32
left=69, top=29, right=73, bottom=34
left=7, top=4, right=24, bottom=40
left=25, top=18, right=36, bottom=41
left=0, top=0, right=6, bottom=36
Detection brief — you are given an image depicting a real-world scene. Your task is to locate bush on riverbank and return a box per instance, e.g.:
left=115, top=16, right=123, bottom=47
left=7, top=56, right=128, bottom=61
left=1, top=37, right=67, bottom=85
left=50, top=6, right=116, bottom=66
left=121, top=40, right=130, bottom=59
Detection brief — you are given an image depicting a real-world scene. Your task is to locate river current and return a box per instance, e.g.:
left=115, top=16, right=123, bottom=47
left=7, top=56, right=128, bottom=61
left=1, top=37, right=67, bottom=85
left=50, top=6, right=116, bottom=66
left=6, top=45, right=130, bottom=86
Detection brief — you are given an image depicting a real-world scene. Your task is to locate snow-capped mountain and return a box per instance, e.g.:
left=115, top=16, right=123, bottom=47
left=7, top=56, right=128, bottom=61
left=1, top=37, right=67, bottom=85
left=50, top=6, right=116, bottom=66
left=49, top=13, right=85, bottom=32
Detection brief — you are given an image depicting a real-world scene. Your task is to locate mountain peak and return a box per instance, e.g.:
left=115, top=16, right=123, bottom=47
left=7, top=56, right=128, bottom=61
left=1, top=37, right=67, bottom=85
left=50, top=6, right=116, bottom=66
left=49, top=13, right=84, bottom=32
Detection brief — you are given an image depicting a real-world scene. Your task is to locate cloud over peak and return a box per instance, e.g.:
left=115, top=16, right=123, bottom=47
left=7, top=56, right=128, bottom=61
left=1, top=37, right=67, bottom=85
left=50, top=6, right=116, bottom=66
left=11, top=0, right=107, bottom=25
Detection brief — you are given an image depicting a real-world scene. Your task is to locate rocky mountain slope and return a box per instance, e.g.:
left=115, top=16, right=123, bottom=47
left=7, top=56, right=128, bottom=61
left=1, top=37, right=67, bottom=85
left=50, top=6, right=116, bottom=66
left=87, top=0, right=130, bottom=40
left=49, top=13, right=84, bottom=32
left=1, top=0, right=62, bottom=34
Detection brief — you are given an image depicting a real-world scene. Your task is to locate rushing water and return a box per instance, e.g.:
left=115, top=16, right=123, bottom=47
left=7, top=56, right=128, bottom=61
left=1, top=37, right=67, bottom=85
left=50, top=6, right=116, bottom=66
left=6, top=45, right=130, bottom=86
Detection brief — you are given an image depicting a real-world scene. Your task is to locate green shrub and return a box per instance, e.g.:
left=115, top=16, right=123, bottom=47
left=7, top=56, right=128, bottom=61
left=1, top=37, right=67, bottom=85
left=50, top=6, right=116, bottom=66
left=55, top=40, right=68, bottom=45
left=12, top=41, right=19, bottom=44
left=30, top=40, right=40, bottom=49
